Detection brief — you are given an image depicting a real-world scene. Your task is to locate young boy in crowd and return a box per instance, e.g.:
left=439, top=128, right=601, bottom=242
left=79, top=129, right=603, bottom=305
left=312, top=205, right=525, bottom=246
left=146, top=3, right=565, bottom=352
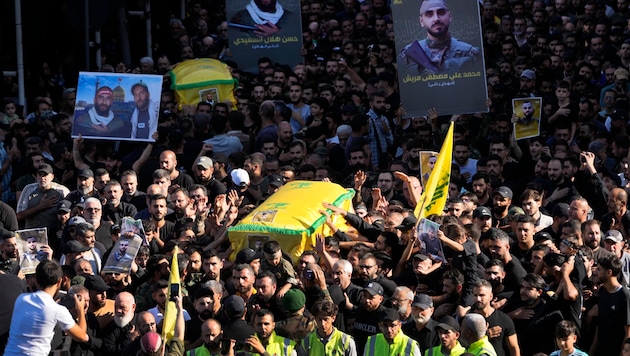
left=260, top=240, right=298, bottom=298
left=550, top=320, right=588, bottom=356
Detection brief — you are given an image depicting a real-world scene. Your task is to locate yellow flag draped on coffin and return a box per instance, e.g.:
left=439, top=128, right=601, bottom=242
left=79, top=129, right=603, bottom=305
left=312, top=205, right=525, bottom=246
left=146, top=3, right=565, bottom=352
left=169, top=58, right=237, bottom=110
left=414, top=122, right=454, bottom=219
left=162, top=246, right=180, bottom=343
left=228, top=181, right=355, bottom=262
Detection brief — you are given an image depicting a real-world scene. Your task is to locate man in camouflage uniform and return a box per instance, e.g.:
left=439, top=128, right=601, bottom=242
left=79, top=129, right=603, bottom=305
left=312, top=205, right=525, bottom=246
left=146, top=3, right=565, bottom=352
left=399, top=0, right=480, bottom=74
left=275, top=289, right=316, bottom=342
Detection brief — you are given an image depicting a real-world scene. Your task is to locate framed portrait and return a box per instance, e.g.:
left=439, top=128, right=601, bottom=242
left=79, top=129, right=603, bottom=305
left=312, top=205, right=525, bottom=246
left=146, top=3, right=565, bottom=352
left=72, top=72, right=163, bottom=142
left=512, top=97, right=542, bottom=140
left=16, top=228, right=48, bottom=275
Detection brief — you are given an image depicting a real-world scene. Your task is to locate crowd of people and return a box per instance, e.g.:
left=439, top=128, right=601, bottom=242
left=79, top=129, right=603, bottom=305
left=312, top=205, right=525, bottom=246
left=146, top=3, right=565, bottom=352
left=3, top=0, right=630, bottom=355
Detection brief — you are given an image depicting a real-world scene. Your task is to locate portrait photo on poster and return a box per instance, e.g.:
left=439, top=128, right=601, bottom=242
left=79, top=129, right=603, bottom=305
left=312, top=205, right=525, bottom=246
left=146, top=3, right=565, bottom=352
left=416, top=218, right=444, bottom=261
left=103, top=235, right=142, bottom=273
left=72, top=72, right=163, bottom=142
left=512, top=97, right=542, bottom=140
left=392, top=0, right=488, bottom=117
left=16, top=228, right=48, bottom=275
left=226, top=0, right=303, bottom=72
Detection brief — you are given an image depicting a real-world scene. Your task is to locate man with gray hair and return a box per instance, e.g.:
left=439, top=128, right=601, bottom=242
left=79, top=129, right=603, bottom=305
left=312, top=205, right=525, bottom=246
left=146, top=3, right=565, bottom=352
left=461, top=313, right=497, bottom=355
left=83, top=197, right=115, bottom=250
left=391, top=286, right=414, bottom=323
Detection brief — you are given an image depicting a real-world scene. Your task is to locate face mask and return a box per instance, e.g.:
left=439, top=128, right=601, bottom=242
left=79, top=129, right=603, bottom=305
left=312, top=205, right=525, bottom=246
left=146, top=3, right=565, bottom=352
left=492, top=204, right=508, bottom=214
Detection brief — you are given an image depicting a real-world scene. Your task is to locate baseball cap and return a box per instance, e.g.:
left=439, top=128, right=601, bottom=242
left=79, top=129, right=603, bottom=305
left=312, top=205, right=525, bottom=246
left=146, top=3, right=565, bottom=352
left=494, top=186, right=513, bottom=200
left=604, top=229, right=623, bottom=243
left=78, top=169, right=94, bottom=179
left=231, top=168, right=250, bottom=187
left=195, top=156, right=213, bottom=170
left=473, top=206, right=492, bottom=219
left=313, top=147, right=329, bottom=158
left=615, top=68, right=629, bottom=80
left=84, top=275, right=110, bottom=293
left=520, top=69, right=536, bottom=81
left=140, top=332, right=162, bottom=354
left=534, top=231, right=553, bottom=243
left=223, top=295, right=246, bottom=319
left=95, top=86, right=113, bottom=96
left=363, top=282, right=384, bottom=296
left=379, top=308, right=400, bottom=322
left=396, top=216, right=418, bottom=232
left=235, top=248, right=263, bottom=264
left=412, top=253, right=429, bottom=261
left=111, top=224, right=121, bottom=233
left=268, top=175, right=284, bottom=188
left=61, top=240, right=90, bottom=254
left=37, top=164, right=54, bottom=175
left=437, top=316, right=460, bottom=332
left=412, top=293, right=433, bottom=309
left=68, top=216, right=87, bottom=226
left=57, top=200, right=72, bottom=213
left=552, top=203, right=570, bottom=218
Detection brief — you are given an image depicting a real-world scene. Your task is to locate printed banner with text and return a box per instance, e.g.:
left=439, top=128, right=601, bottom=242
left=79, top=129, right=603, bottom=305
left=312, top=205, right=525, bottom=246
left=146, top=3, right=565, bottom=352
left=392, top=0, right=488, bottom=116
left=227, top=0, right=303, bottom=72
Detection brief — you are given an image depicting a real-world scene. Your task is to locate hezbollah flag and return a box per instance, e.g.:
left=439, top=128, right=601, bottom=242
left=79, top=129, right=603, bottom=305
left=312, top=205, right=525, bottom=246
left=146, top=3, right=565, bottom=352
left=414, top=122, right=454, bottom=219
left=162, top=246, right=180, bottom=343
left=170, top=58, right=237, bottom=111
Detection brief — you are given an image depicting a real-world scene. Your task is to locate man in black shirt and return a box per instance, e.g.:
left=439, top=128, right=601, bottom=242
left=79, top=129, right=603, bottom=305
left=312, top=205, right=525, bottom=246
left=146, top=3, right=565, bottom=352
left=402, top=293, right=440, bottom=355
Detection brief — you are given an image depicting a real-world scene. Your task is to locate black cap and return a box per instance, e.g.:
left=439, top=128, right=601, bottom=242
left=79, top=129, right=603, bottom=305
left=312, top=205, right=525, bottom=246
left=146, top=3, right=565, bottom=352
left=534, top=231, right=553, bottom=243
left=379, top=308, right=400, bottom=322
left=363, top=282, right=384, bottom=296
left=473, top=206, right=492, bottom=218
left=552, top=203, right=570, bottom=218
left=78, top=169, right=94, bottom=179
left=223, top=295, right=246, bottom=319
left=84, top=275, right=110, bottom=292
left=57, top=200, right=72, bottom=213
left=412, top=253, right=429, bottom=261
left=396, top=216, right=417, bottom=232
left=235, top=248, right=263, bottom=264
left=37, top=164, right=54, bottom=175
left=437, top=316, right=460, bottom=332
left=412, top=293, right=433, bottom=309
left=268, top=175, right=284, bottom=188
left=61, top=240, right=90, bottom=254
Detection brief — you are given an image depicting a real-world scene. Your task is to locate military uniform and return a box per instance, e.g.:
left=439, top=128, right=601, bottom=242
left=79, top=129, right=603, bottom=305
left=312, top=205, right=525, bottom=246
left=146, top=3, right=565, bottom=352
left=399, top=37, right=480, bottom=74
left=275, top=311, right=316, bottom=342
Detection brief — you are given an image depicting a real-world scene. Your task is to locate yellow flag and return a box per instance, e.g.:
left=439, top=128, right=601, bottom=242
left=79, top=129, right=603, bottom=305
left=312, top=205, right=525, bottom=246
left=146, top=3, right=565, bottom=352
left=162, top=246, right=180, bottom=342
left=414, top=122, right=454, bottom=219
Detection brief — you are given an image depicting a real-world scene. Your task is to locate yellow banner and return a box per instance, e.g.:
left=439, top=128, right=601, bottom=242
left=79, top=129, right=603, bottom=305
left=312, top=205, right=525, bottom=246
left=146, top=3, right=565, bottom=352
left=414, top=122, right=454, bottom=219
left=162, top=246, right=180, bottom=342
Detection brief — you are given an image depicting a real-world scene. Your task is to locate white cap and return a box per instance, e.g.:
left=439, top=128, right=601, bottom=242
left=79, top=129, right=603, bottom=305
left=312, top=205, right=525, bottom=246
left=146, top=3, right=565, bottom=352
left=231, top=168, right=250, bottom=187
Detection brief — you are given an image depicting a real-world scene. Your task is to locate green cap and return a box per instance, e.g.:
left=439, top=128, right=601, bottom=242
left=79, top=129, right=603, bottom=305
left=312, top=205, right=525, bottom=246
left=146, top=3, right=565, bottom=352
left=282, top=288, right=306, bottom=312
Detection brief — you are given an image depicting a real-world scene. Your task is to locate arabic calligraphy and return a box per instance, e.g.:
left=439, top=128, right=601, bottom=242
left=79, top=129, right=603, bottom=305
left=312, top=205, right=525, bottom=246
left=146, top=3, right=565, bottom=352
left=402, top=71, right=482, bottom=86
left=233, top=36, right=300, bottom=46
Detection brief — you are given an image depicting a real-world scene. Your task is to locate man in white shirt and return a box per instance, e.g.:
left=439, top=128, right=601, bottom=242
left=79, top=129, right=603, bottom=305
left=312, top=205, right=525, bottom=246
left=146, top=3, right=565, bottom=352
left=5, top=260, right=88, bottom=355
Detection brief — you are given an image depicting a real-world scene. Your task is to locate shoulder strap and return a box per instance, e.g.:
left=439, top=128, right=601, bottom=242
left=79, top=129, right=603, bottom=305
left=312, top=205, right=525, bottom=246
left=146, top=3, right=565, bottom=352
left=340, top=332, right=349, bottom=349
left=302, top=334, right=311, bottom=353
left=404, top=337, right=415, bottom=356
left=283, top=336, right=291, bottom=355
left=404, top=41, right=440, bottom=73
left=367, top=335, right=377, bottom=356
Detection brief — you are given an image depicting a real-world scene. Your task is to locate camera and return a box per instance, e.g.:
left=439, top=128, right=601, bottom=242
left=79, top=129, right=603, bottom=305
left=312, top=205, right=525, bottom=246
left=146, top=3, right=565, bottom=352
left=305, top=269, right=314, bottom=280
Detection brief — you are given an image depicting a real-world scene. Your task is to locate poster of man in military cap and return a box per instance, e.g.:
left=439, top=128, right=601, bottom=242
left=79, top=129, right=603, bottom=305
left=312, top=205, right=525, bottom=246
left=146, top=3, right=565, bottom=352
left=72, top=72, right=162, bottom=141
left=392, top=0, right=487, bottom=117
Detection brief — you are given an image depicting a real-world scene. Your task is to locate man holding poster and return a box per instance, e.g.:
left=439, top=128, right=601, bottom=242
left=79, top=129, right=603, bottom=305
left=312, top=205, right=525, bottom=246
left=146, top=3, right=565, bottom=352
left=399, top=0, right=480, bottom=74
